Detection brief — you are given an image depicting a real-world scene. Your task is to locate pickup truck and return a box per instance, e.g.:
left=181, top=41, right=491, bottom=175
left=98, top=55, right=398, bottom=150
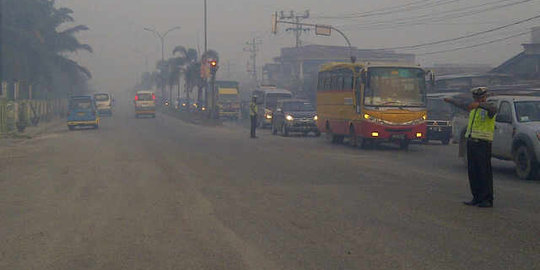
left=456, top=95, right=540, bottom=179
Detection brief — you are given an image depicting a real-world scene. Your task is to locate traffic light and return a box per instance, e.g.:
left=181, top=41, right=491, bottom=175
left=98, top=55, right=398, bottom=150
left=209, top=59, right=218, bottom=75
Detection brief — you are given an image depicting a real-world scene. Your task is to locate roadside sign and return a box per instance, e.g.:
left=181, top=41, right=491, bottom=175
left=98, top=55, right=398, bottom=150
left=315, top=25, right=332, bottom=36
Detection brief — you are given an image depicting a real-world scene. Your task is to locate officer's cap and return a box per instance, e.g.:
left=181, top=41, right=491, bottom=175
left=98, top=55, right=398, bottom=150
left=471, top=87, right=488, bottom=97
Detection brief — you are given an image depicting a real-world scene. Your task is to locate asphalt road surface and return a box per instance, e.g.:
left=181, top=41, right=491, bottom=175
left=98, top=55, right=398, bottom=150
left=1, top=100, right=539, bottom=270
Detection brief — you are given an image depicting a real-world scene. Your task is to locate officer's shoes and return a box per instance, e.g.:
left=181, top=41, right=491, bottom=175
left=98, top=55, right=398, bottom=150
left=463, top=200, right=479, bottom=206
left=477, top=201, right=493, bottom=208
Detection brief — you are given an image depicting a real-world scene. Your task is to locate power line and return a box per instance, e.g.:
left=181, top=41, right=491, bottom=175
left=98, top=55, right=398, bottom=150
left=382, top=14, right=540, bottom=50
left=417, top=31, right=530, bottom=55
left=318, top=0, right=462, bottom=19
left=336, top=0, right=532, bottom=30
left=314, top=0, right=433, bottom=19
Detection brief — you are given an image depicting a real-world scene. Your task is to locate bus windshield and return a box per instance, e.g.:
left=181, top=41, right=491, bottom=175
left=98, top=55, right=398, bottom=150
left=219, top=94, right=239, bottom=102
left=365, top=67, right=426, bottom=107
left=94, top=94, right=109, bottom=101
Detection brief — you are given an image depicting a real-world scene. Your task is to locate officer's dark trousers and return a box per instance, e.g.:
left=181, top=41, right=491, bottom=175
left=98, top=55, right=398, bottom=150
left=250, top=115, right=257, bottom=138
left=467, top=139, right=494, bottom=203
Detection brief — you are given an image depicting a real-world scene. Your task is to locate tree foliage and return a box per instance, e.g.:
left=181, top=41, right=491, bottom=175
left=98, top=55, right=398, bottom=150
left=0, top=0, right=92, bottom=97
left=143, top=46, right=219, bottom=103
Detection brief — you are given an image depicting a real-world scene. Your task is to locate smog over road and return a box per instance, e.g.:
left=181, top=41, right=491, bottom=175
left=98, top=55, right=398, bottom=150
left=1, top=0, right=540, bottom=269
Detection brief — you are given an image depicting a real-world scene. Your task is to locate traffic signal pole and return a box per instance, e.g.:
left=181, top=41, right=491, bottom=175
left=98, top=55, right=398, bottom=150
left=208, top=60, right=219, bottom=119
left=271, top=17, right=356, bottom=63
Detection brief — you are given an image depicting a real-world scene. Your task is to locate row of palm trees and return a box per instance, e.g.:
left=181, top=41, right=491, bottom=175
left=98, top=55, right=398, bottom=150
left=1, top=0, right=92, bottom=98
left=139, top=46, right=219, bottom=104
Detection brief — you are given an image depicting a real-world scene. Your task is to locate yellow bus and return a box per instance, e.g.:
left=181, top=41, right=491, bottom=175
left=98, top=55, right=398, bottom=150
left=316, top=62, right=430, bottom=150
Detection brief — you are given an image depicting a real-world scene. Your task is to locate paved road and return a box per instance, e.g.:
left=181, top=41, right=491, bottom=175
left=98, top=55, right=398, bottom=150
left=1, top=101, right=539, bottom=270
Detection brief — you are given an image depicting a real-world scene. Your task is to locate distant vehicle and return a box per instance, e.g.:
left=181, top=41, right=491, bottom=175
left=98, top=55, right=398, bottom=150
left=67, top=96, right=99, bottom=130
left=176, top=97, right=195, bottom=112
left=426, top=95, right=454, bottom=144
left=252, top=87, right=293, bottom=128
left=456, top=95, right=540, bottom=179
left=316, top=62, right=431, bottom=150
left=134, top=90, right=156, bottom=118
left=93, top=92, right=113, bottom=116
left=216, top=81, right=241, bottom=120
left=272, top=99, right=320, bottom=137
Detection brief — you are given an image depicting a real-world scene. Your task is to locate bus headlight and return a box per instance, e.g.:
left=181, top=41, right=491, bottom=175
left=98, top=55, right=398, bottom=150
left=422, top=115, right=427, bottom=120
left=265, top=114, right=273, bottom=119
left=286, top=115, right=294, bottom=121
left=313, top=115, right=318, bottom=121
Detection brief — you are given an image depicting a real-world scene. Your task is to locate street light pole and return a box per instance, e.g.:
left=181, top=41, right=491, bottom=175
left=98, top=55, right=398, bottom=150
left=144, top=26, right=181, bottom=99
left=203, top=0, right=209, bottom=112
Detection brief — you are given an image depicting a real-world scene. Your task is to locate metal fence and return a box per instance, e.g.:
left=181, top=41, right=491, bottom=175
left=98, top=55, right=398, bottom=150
left=0, top=99, right=67, bottom=134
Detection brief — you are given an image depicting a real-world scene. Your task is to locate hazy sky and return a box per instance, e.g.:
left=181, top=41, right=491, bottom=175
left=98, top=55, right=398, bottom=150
left=57, top=0, right=540, bottom=92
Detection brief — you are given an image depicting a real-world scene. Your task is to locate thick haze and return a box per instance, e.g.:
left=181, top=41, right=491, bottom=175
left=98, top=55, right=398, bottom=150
left=57, top=0, right=540, bottom=92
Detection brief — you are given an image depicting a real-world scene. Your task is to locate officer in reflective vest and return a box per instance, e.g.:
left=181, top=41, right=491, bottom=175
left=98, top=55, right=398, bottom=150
left=250, top=96, right=258, bottom=138
left=445, top=87, right=497, bottom=208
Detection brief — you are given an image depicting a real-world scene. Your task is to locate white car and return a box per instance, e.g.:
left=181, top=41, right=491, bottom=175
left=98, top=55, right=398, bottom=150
left=457, top=95, right=540, bottom=179
left=94, top=92, right=113, bottom=116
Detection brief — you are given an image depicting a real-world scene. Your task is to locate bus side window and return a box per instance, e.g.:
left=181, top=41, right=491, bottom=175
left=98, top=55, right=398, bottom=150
left=344, top=75, right=353, bottom=90
left=317, top=73, right=323, bottom=91
left=338, top=76, right=344, bottom=90
left=325, top=74, right=332, bottom=90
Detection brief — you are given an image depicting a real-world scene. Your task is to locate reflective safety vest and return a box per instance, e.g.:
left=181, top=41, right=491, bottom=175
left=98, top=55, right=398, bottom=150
left=466, top=108, right=496, bottom=141
left=250, top=102, right=258, bottom=116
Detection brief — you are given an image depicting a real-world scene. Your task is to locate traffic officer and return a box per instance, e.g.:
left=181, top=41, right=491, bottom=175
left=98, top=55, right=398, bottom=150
left=445, top=87, right=497, bottom=208
left=250, top=96, right=258, bottom=138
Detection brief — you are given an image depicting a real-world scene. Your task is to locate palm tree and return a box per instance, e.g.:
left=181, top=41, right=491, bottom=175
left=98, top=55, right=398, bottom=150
left=1, top=0, right=92, bottom=97
left=172, top=46, right=198, bottom=101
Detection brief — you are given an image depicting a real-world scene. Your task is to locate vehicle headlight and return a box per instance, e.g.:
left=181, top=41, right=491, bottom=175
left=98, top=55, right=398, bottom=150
left=286, top=115, right=294, bottom=121
left=364, top=113, right=375, bottom=120
left=265, top=114, right=273, bottom=119
left=313, top=115, right=318, bottom=121
left=422, top=114, right=427, bottom=120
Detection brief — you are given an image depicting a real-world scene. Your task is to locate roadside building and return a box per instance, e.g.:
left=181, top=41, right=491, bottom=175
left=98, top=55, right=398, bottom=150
left=491, top=27, right=540, bottom=81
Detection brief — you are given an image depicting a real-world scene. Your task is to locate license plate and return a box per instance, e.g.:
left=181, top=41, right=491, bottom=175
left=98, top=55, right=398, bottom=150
left=392, top=134, right=405, bottom=140
left=77, top=112, right=85, bottom=116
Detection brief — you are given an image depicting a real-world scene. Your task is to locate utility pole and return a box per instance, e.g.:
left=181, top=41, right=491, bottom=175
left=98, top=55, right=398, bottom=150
left=203, top=0, right=209, bottom=109
left=279, top=10, right=310, bottom=47
left=244, top=38, right=262, bottom=84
